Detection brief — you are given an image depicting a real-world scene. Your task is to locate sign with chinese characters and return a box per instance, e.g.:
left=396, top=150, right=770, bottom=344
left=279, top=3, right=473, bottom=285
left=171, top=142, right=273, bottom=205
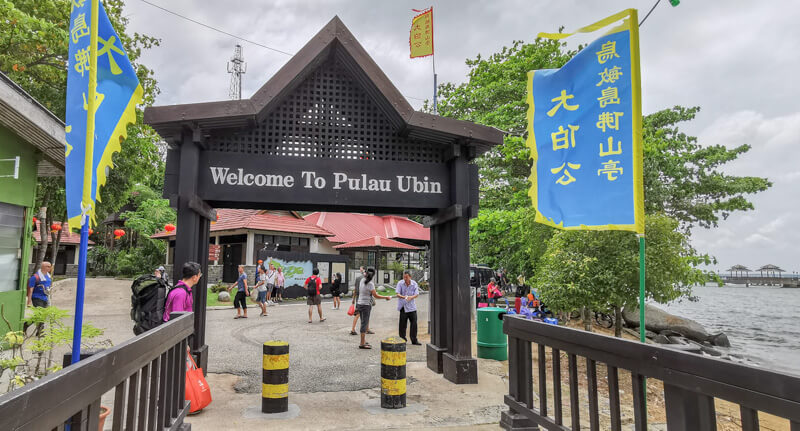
left=409, top=8, right=434, bottom=58
left=526, top=9, right=644, bottom=233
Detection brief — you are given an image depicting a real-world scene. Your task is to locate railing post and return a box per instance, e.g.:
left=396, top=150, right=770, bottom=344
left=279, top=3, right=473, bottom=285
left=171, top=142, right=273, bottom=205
left=663, top=383, right=717, bottom=431
left=500, top=328, right=539, bottom=431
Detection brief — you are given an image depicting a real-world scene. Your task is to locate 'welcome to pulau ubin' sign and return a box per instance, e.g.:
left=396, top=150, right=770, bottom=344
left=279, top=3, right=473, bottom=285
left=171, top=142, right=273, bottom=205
left=197, top=152, right=450, bottom=210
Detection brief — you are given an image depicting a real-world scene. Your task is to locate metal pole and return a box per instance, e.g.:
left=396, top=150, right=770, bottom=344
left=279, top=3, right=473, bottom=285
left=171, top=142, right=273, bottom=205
left=71, top=0, right=100, bottom=367
left=638, top=235, right=645, bottom=342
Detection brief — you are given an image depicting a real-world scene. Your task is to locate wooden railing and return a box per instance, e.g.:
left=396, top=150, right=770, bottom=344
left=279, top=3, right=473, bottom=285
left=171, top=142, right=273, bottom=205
left=0, top=312, right=194, bottom=431
left=501, top=315, right=800, bottom=431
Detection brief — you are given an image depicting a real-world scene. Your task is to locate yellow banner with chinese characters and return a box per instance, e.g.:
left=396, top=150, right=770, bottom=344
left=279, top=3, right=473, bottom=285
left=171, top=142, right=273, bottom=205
left=410, top=8, right=434, bottom=58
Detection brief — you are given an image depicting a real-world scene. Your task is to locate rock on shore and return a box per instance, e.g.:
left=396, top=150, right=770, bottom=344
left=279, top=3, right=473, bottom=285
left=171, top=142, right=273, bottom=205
left=622, top=304, right=729, bottom=347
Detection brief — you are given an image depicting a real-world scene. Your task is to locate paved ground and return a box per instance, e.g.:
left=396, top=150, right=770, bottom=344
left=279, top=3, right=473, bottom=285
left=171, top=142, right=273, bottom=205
left=51, top=278, right=434, bottom=393
left=46, top=278, right=507, bottom=430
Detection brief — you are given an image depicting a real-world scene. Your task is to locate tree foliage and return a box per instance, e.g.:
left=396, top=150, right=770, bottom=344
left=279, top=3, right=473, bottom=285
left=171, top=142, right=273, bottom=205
left=534, top=214, right=712, bottom=334
left=469, top=207, right=553, bottom=279
left=436, top=40, right=771, bottom=229
left=643, top=106, right=772, bottom=229
left=436, top=39, right=578, bottom=210
left=1, top=0, right=167, bottom=275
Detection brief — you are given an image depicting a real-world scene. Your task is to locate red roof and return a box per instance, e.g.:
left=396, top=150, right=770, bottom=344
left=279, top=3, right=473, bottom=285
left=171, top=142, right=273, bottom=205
left=32, top=221, right=94, bottom=245
left=151, top=209, right=333, bottom=239
left=333, top=236, right=420, bottom=250
left=304, top=212, right=429, bottom=244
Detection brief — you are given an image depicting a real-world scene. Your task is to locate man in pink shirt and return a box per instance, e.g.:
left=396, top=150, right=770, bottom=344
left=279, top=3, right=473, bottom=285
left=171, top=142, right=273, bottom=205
left=163, top=261, right=201, bottom=322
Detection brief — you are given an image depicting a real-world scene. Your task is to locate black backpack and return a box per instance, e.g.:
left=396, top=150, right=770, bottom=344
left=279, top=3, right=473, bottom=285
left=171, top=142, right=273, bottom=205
left=306, top=276, right=318, bottom=297
left=131, top=274, right=169, bottom=335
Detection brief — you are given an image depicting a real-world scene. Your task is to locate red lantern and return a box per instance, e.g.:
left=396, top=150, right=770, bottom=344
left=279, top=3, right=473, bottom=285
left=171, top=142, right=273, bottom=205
left=50, top=223, right=62, bottom=231
left=89, top=228, right=94, bottom=235
left=32, top=216, right=38, bottom=224
left=114, top=229, right=125, bottom=239
left=164, top=223, right=176, bottom=232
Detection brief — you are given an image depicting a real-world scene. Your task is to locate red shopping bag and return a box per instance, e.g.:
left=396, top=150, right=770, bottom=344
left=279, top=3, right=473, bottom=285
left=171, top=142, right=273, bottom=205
left=347, top=304, right=355, bottom=316
left=185, top=349, right=212, bottom=413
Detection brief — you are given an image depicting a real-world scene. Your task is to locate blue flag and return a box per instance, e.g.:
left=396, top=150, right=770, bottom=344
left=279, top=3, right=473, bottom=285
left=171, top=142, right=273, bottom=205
left=527, top=9, right=644, bottom=233
left=66, top=0, right=143, bottom=228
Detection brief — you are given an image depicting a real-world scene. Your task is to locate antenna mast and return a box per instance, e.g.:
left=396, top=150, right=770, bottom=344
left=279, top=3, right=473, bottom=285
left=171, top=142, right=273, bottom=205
left=227, top=44, right=247, bottom=100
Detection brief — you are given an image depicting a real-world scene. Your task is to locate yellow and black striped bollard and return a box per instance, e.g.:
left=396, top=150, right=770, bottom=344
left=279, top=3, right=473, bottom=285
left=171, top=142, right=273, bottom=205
left=262, top=341, right=289, bottom=413
left=381, top=337, right=406, bottom=409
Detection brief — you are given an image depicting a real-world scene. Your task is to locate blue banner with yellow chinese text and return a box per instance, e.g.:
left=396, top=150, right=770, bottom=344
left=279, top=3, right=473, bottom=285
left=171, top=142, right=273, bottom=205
left=65, top=0, right=143, bottom=228
left=527, top=9, right=644, bottom=233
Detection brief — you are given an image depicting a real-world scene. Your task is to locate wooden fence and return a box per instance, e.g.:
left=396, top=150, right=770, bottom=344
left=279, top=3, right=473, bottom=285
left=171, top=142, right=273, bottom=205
left=0, top=312, right=194, bottom=431
left=502, top=315, right=800, bottom=431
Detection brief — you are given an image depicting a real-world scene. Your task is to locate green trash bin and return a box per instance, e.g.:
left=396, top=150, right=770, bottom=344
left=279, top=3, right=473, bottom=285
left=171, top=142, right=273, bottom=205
left=477, top=307, right=508, bottom=360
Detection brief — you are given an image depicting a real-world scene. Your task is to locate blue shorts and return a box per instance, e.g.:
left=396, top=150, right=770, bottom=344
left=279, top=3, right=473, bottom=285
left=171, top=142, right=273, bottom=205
left=257, top=290, right=267, bottom=303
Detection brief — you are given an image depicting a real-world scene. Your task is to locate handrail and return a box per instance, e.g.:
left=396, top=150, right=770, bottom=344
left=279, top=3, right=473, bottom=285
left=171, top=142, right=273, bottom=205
left=502, top=315, right=800, bottom=431
left=0, top=312, right=194, bottom=431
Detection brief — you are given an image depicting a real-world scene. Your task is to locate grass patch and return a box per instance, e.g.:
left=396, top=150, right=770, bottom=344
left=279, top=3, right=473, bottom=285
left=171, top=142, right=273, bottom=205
left=206, top=287, right=258, bottom=307
left=377, top=287, right=396, bottom=296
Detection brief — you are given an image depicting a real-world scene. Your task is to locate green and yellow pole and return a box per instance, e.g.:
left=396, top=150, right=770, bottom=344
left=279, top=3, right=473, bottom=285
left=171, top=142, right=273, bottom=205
left=639, top=235, right=645, bottom=343
left=262, top=341, right=289, bottom=413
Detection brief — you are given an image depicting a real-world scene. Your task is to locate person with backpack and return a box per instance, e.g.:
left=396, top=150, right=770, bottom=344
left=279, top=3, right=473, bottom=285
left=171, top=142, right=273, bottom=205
left=305, top=268, right=326, bottom=323
left=163, top=262, right=201, bottom=322
left=356, top=267, right=391, bottom=349
left=331, top=272, right=342, bottom=310
left=25, top=261, right=52, bottom=336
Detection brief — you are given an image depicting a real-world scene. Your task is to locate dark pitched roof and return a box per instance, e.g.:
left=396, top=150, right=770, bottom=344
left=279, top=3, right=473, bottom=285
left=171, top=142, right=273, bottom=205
left=143, top=16, right=503, bottom=153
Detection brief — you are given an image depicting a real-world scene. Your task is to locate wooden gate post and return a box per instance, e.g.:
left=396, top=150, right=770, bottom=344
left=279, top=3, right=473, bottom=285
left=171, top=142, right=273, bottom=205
left=173, top=126, right=213, bottom=372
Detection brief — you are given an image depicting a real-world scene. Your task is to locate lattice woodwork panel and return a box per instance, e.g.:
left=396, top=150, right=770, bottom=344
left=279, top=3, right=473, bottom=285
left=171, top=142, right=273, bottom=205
left=208, top=57, right=444, bottom=163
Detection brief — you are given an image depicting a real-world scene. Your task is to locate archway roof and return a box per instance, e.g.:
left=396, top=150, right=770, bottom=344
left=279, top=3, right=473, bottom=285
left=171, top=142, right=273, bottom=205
left=143, top=16, right=503, bottom=153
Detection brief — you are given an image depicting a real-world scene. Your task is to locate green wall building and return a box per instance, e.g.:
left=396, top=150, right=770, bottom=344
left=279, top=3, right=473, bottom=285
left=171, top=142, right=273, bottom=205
left=0, top=72, right=65, bottom=333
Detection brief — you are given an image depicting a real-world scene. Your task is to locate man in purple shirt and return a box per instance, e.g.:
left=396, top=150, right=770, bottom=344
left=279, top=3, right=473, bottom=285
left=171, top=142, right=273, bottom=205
left=164, top=261, right=201, bottom=322
left=395, top=270, right=421, bottom=345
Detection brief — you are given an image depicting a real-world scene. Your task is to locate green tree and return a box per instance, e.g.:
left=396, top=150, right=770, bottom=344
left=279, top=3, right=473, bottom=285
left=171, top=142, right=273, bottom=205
left=643, top=106, right=771, bottom=229
left=534, top=214, right=711, bottom=336
left=1, top=0, right=165, bottom=273
left=435, top=39, right=578, bottom=210
left=435, top=40, right=771, bottom=228
left=469, top=206, right=553, bottom=279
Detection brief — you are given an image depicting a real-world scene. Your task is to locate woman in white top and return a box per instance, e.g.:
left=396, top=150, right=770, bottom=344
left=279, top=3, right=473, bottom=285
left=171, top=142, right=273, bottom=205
left=356, top=267, right=391, bottom=349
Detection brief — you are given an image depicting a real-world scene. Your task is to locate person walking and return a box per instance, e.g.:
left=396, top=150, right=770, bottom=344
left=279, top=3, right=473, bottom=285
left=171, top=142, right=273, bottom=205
left=163, top=261, right=201, bottom=321
left=331, top=273, right=342, bottom=310
left=255, top=265, right=268, bottom=316
left=265, top=262, right=278, bottom=306
left=227, top=265, right=249, bottom=319
left=356, top=267, right=391, bottom=349
left=395, top=270, right=421, bottom=345
left=275, top=266, right=285, bottom=303
left=24, top=261, right=52, bottom=336
left=305, top=268, right=326, bottom=323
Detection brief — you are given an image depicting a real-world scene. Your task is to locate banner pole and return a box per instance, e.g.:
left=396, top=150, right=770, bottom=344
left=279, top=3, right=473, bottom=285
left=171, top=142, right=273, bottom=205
left=70, top=0, right=99, bottom=366
left=638, top=234, right=645, bottom=342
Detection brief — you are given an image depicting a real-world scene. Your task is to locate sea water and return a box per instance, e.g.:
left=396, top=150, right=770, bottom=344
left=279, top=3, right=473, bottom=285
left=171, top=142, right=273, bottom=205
left=658, top=284, right=800, bottom=376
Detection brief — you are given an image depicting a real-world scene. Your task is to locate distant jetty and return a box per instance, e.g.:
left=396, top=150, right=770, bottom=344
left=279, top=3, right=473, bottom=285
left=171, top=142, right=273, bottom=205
left=720, top=264, right=799, bottom=287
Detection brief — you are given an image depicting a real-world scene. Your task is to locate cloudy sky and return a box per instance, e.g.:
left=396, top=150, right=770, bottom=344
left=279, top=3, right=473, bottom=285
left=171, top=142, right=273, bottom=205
left=123, top=0, right=800, bottom=274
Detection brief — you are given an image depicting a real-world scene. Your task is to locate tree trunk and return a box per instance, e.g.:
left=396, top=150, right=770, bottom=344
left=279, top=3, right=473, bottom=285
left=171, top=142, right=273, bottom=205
left=614, top=305, right=623, bottom=338
left=582, top=306, right=592, bottom=332
left=49, top=219, right=64, bottom=274
left=34, top=206, right=50, bottom=274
